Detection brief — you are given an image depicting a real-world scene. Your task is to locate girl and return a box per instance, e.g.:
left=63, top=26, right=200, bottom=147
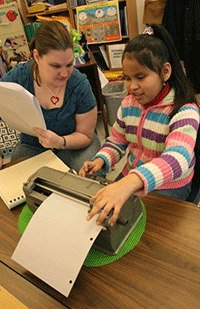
left=79, top=24, right=200, bottom=226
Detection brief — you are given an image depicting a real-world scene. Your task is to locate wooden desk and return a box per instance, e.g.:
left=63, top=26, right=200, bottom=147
left=76, top=51, right=109, bottom=137
left=0, top=262, right=68, bottom=309
left=0, top=193, right=200, bottom=309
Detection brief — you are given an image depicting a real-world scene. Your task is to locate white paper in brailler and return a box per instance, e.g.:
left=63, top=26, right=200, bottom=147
left=12, top=193, right=102, bottom=297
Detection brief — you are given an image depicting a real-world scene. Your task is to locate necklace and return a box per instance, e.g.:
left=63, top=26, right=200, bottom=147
left=43, top=84, right=60, bottom=105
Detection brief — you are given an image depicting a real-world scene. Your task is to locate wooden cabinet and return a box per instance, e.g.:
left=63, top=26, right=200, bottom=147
left=19, top=0, right=138, bottom=40
left=19, top=0, right=75, bottom=28
left=124, top=0, right=138, bottom=40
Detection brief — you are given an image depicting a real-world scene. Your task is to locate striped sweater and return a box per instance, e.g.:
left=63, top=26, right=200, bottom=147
left=93, top=88, right=200, bottom=196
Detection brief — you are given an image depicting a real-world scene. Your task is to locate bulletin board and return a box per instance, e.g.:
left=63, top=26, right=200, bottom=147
left=76, top=1, right=121, bottom=44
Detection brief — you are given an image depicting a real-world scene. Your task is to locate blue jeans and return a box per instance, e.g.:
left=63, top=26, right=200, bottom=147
left=154, top=182, right=192, bottom=201
left=115, top=172, right=192, bottom=201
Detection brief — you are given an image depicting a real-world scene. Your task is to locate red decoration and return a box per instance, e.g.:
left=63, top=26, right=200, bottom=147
left=6, top=10, right=17, bottom=22
left=50, top=96, right=59, bottom=105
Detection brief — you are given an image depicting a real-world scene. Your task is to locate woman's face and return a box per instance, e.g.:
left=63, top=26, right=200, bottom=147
left=34, top=48, right=74, bottom=87
left=122, top=57, right=171, bottom=105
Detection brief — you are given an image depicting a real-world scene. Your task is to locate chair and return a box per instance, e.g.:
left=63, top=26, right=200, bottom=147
left=0, top=118, right=20, bottom=164
left=186, top=128, right=200, bottom=206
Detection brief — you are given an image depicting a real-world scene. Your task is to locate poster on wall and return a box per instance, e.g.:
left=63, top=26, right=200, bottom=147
left=76, top=1, right=121, bottom=44
left=106, top=43, right=126, bottom=70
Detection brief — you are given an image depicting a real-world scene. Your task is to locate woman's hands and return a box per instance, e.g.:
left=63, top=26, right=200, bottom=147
left=78, top=157, right=105, bottom=176
left=33, top=127, right=64, bottom=149
left=85, top=173, right=144, bottom=226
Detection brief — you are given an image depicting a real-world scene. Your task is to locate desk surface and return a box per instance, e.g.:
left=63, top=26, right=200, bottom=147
left=0, top=262, right=68, bottom=309
left=0, top=192, right=200, bottom=309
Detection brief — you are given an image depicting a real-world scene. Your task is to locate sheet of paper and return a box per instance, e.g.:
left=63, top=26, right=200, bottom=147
left=0, top=150, right=70, bottom=209
left=0, top=82, right=46, bottom=136
left=107, top=44, right=125, bottom=69
left=97, top=67, right=109, bottom=89
left=99, top=45, right=109, bottom=68
left=12, top=193, right=102, bottom=297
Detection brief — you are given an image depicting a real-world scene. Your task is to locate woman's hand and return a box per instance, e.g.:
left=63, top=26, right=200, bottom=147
left=33, top=106, right=98, bottom=151
left=79, top=157, right=105, bottom=177
left=33, top=127, right=63, bottom=149
left=86, top=173, right=144, bottom=226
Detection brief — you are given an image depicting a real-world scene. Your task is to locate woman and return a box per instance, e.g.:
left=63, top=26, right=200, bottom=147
left=0, top=21, right=101, bottom=171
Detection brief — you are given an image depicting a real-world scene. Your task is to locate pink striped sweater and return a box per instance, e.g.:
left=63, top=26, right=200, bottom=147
left=93, top=88, right=200, bottom=196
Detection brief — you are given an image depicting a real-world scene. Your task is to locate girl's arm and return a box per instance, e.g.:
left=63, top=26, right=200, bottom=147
left=86, top=172, right=144, bottom=226
left=130, top=104, right=200, bottom=196
left=92, top=105, right=129, bottom=174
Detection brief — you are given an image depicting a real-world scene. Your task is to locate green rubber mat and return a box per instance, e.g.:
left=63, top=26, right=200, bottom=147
left=18, top=201, right=146, bottom=267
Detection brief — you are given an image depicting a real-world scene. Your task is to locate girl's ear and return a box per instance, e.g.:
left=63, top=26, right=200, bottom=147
left=162, top=62, right=172, bottom=82
left=33, top=49, right=40, bottom=64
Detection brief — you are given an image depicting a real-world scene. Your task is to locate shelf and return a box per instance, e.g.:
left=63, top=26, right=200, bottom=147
left=26, top=8, right=69, bottom=19
left=20, top=0, right=138, bottom=40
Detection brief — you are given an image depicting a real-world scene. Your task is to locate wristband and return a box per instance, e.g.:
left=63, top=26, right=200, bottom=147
left=61, top=136, right=66, bottom=149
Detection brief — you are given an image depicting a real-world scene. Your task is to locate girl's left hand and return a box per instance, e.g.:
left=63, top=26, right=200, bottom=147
left=86, top=173, right=144, bottom=226
left=33, top=127, right=63, bottom=149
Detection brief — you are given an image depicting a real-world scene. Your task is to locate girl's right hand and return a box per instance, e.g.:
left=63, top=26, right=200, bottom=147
left=79, top=157, right=105, bottom=177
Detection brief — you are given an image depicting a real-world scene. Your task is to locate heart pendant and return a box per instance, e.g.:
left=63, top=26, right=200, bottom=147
left=50, top=96, right=59, bottom=105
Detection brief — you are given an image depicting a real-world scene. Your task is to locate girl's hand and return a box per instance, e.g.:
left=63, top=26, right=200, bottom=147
left=33, top=127, right=64, bottom=149
left=79, top=157, right=105, bottom=177
left=86, top=173, right=144, bottom=226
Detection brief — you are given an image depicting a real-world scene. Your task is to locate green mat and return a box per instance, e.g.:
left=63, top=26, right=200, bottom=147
left=18, top=201, right=146, bottom=267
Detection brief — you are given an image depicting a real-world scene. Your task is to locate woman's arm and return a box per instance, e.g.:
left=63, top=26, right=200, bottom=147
left=64, top=106, right=98, bottom=149
left=33, top=106, right=98, bottom=149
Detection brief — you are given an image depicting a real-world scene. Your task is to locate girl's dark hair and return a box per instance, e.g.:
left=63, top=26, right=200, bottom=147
left=122, top=24, right=197, bottom=117
left=29, top=21, right=73, bottom=85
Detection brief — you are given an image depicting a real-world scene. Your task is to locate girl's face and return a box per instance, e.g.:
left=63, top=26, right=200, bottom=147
left=33, top=48, right=74, bottom=87
left=122, top=57, right=171, bottom=105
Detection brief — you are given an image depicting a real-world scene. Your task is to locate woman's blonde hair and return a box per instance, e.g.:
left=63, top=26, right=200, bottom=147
left=29, top=21, right=73, bottom=85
